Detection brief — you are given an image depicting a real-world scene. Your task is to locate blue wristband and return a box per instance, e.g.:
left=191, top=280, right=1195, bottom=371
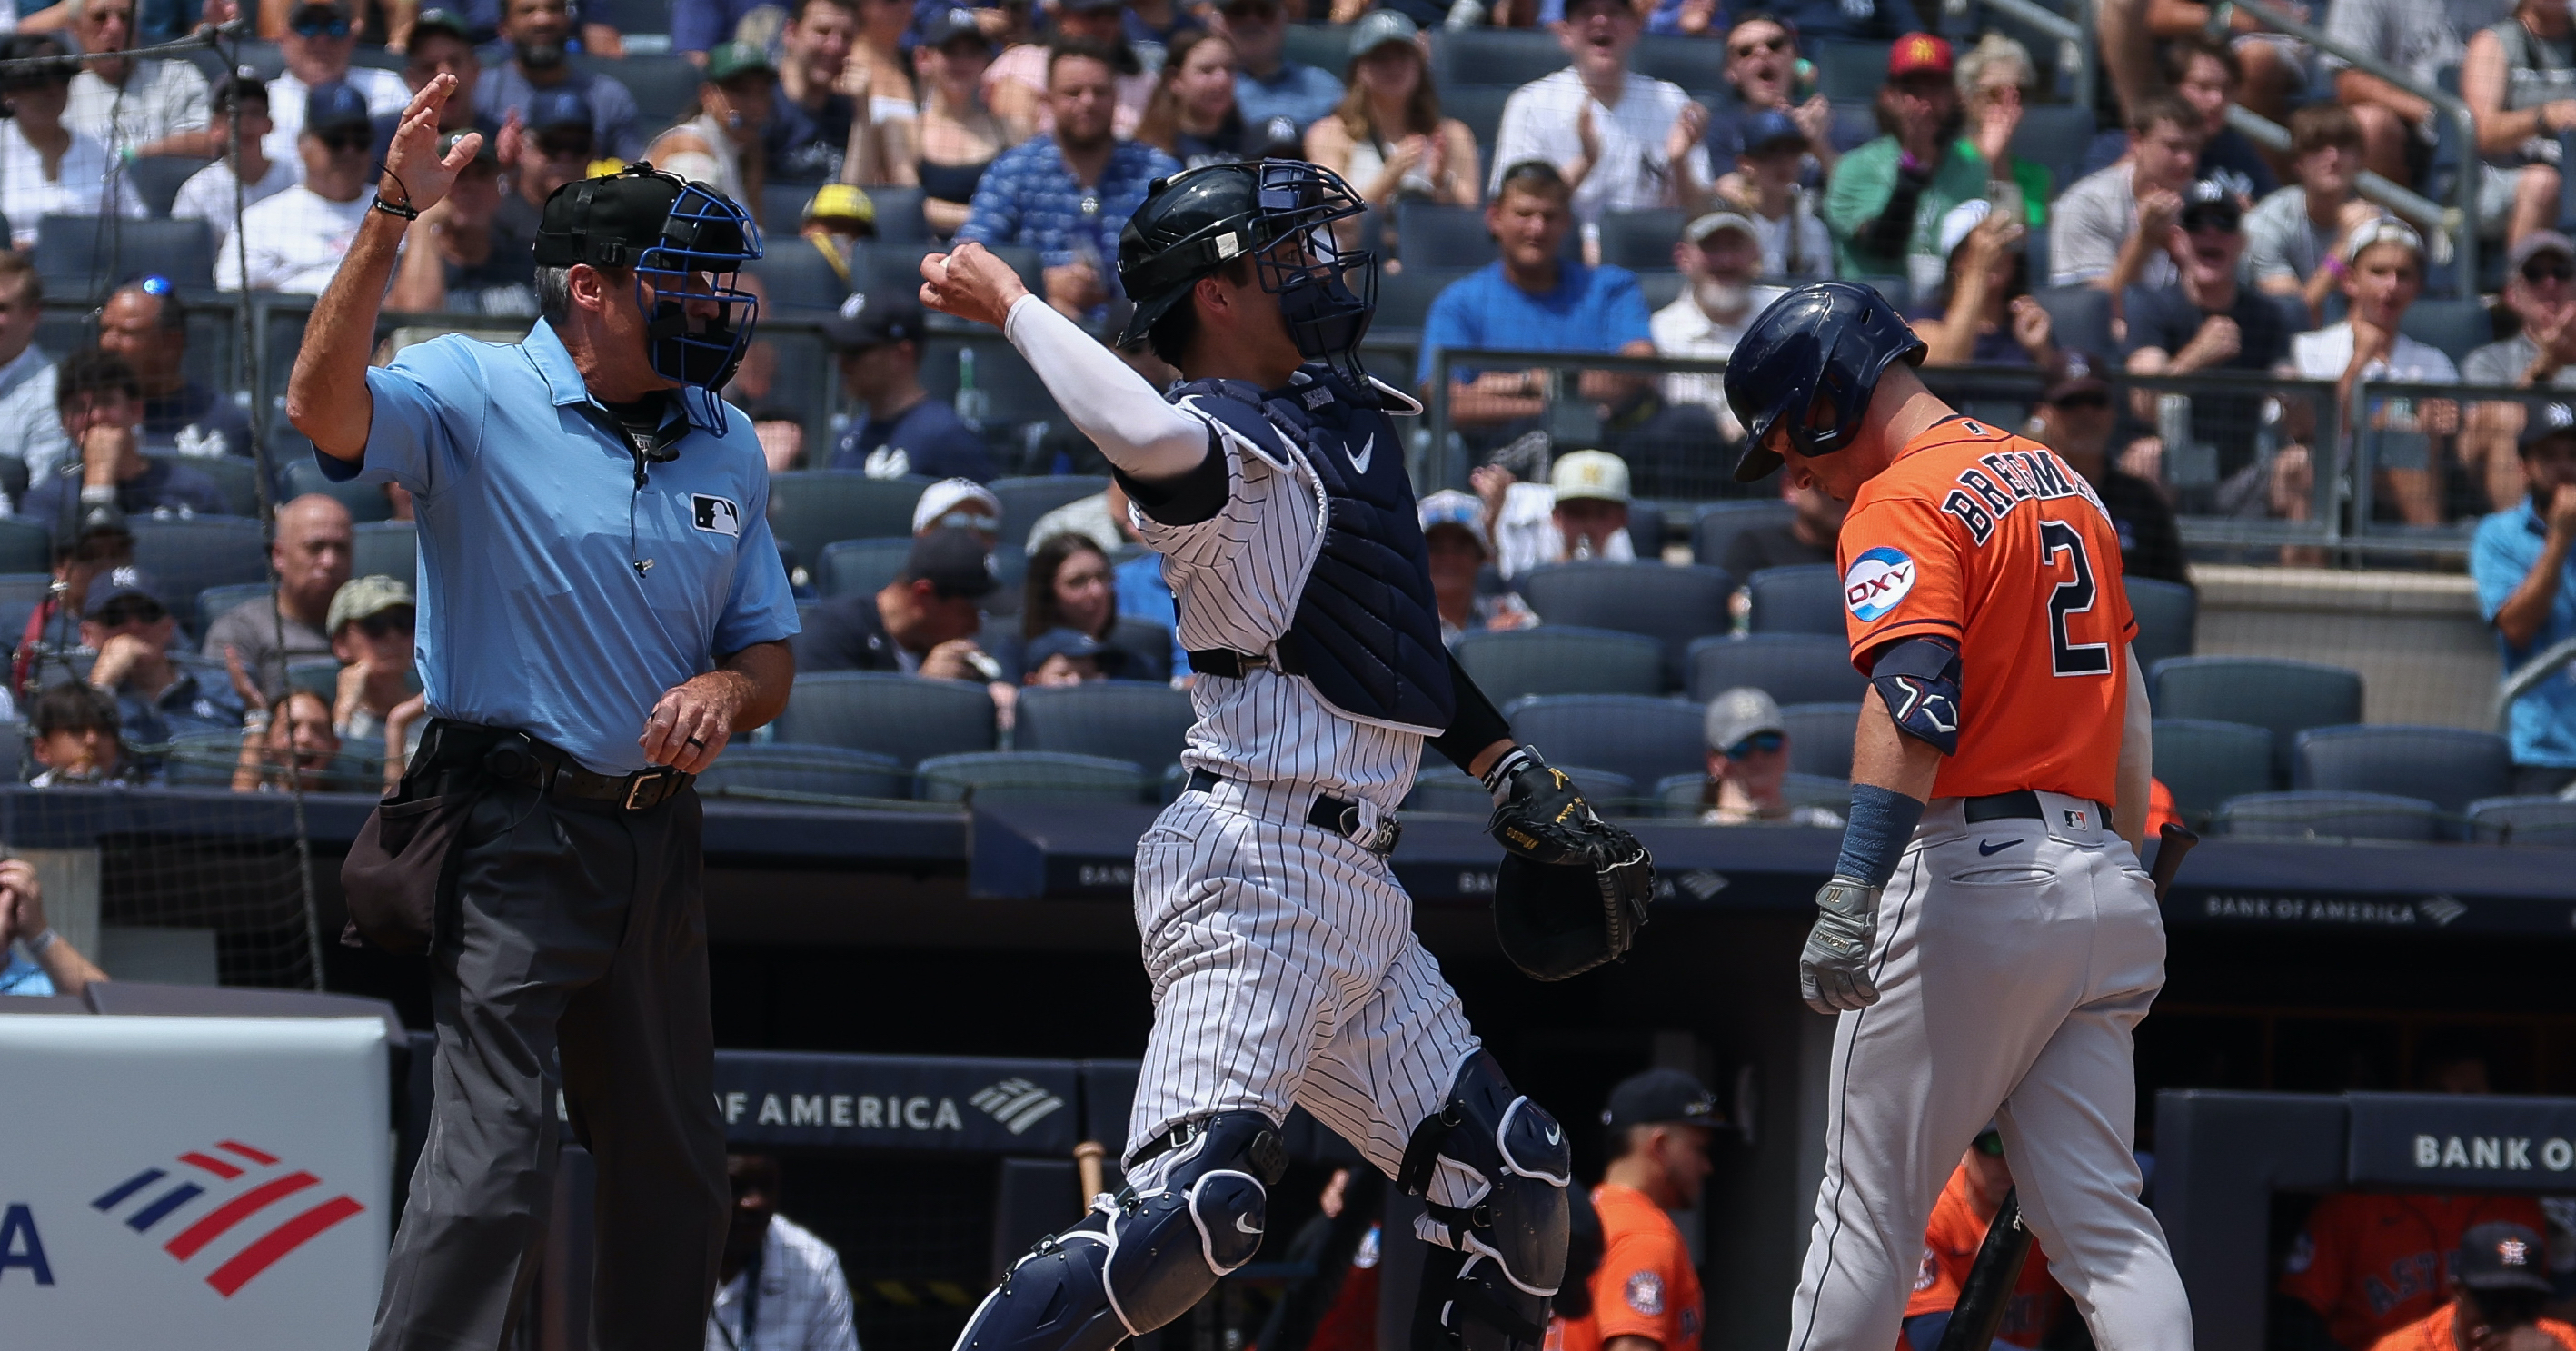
left=1835, top=784, right=1925, bottom=888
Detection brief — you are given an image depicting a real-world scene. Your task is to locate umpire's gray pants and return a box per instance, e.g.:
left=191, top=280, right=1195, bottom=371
left=370, top=780, right=727, bottom=1351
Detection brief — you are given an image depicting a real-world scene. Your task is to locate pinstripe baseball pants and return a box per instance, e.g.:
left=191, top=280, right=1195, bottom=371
left=1125, top=777, right=1482, bottom=1187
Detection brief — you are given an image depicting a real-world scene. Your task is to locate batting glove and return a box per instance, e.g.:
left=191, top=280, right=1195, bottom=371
left=1799, top=878, right=1883, bottom=1014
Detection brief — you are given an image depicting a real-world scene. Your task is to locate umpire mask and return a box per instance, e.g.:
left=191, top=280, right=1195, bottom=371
left=534, top=164, right=765, bottom=392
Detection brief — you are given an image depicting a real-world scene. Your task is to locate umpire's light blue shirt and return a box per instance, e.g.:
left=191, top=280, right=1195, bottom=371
left=321, top=322, right=800, bottom=775
left=2472, top=499, right=2576, bottom=769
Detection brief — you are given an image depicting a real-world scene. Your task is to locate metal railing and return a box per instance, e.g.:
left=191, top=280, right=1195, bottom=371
left=2496, top=636, right=2576, bottom=740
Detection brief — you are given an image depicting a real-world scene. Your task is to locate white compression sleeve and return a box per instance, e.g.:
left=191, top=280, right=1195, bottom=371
left=1003, top=293, right=1209, bottom=480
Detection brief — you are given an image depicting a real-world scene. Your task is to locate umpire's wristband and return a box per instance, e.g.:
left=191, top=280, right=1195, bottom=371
left=1834, top=784, right=1925, bottom=889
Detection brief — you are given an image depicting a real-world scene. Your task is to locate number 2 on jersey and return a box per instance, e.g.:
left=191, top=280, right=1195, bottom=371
left=2039, top=519, right=2112, bottom=677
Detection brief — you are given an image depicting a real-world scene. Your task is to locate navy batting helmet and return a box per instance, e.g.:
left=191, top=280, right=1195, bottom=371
left=1724, top=282, right=1926, bottom=482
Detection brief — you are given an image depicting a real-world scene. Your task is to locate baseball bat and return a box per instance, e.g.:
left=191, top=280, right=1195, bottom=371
left=2148, top=821, right=2200, bottom=901
left=1073, top=1140, right=1109, bottom=1208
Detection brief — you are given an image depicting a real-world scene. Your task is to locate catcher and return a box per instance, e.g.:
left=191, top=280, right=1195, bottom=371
left=921, top=159, right=1652, bottom=1351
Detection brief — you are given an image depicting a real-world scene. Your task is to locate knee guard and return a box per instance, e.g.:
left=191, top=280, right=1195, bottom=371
left=953, top=1111, right=1288, bottom=1351
left=1398, top=1052, right=1572, bottom=1351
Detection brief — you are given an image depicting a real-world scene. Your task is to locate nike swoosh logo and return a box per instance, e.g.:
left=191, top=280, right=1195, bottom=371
left=1348, top=432, right=1374, bottom=474
left=1977, top=839, right=2024, bottom=856
left=1235, top=1216, right=1263, bottom=1235
left=1546, top=1125, right=1562, bottom=1145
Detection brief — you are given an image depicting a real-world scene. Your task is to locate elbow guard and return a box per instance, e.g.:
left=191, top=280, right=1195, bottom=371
left=1870, top=635, right=1962, bottom=756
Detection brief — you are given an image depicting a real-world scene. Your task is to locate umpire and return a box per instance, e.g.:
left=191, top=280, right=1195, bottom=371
left=285, top=75, right=798, bottom=1349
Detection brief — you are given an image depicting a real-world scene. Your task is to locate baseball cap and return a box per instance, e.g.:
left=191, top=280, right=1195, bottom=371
left=1684, top=210, right=1759, bottom=245
left=1059, top=0, right=1124, bottom=15
left=2041, top=349, right=2113, bottom=405
left=1601, top=1068, right=1723, bottom=1131
left=213, top=72, right=268, bottom=115
left=1937, top=197, right=1994, bottom=258
left=2178, top=179, right=2243, bottom=233
left=1348, top=8, right=1418, bottom=58
left=286, top=0, right=351, bottom=35
left=82, top=565, right=164, bottom=621
left=327, top=574, right=415, bottom=636
left=406, top=6, right=472, bottom=47
left=901, top=528, right=1000, bottom=598
left=528, top=86, right=592, bottom=135
left=823, top=289, right=925, bottom=350
left=919, top=5, right=991, bottom=47
left=1740, top=108, right=1805, bottom=154
left=2522, top=401, right=2576, bottom=451
left=703, top=41, right=776, bottom=85
left=1551, top=450, right=1631, bottom=504
left=805, top=183, right=877, bottom=229
left=1417, top=488, right=1491, bottom=557
left=303, top=82, right=373, bottom=137
left=1026, top=627, right=1128, bottom=675
left=914, top=478, right=1004, bottom=535
left=2510, top=229, right=2574, bottom=273
left=2454, top=1223, right=2551, bottom=1293
left=535, top=167, right=744, bottom=272
left=441, top=127, right=497, bottom=166
left=1888, top=33, right=1952, bottom=78
left=1703, top=686, right=1785, bottom=753
left=2342, top=215, right=2422, bottom=265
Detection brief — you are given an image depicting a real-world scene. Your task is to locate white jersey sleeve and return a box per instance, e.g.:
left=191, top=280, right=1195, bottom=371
left=1003, top=294, right=1208, bottom=479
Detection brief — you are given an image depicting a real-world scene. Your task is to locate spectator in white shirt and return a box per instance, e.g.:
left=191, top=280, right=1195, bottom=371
left=174, top=75, right=301, bottom=259
left=704, top=1153, right=860, bottom=1351
left=64, top=0, right=215, bottom=158
left=0, top=34, right=146, bottom=251
left=1487, top=0, right=1713, bottom=243
left=1650, top=211, right=1783, bottom=441
left=217, top=84, right=386, bottom=293
left=1474, top=448, right=1639, bottom=580
left=2273, top=219, right=2460, bottom=533
left=264, top=0, right=409, bottom=162
left=0, top=253, right=69, bottom=486
left=2047, top=92, right=2206, bottom=294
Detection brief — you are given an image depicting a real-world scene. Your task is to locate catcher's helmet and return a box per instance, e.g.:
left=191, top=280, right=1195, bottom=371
left=1723, top=281, right=1926, bottom=483
left=1114, top=160, right=1377, bottom=386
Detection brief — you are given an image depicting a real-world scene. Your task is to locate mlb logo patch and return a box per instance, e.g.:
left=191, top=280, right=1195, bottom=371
left=2063, top=808, right=2088, bottom=831
left=692, top=494, right=742, bottom=537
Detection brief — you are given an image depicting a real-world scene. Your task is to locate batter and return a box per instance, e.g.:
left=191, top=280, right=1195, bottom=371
left=1719, top=283, right=2194, bottom=1351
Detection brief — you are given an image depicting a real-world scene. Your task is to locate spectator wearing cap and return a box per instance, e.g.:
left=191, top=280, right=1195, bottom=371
left=492, top=84, right=601, bottom=244
left=65, top=0, right=216, bottom=158
left=173, top=77, right=300, bottom=255
left=1549, top=1069, right=1717, bottom=1351
left=474, top=0, right=644, bottom=162
left=2048, top=93, right=2206, bottom=294
left=1902, top=1127, right=2074, bottom=1348
left=1419, top=488, right=1534, bottom=644
left=798, top=183, right=878, bottom=285
left=2028, top=353, right=2189, bottom=585
left=2245, top=105, right=2379, bottom=328
left=2276, top=220, right=2458, bottom=531
left=1703, top=13, right=1838, bottom=187
left=900, top=8, right=1010, bottom=235
left=1488, top=0, right=1715, bottom=238
left=1136, top=28, right=1257, bottom=169
left=266, top=2, right=410, bottom=160
left=373, top=7, right=494, bottom=156
left=914, top=477, right=1003, bottom=549
left=2466, top=0, right=2576, bottom=256
left=2370, top=1223, right=2576, bottom=1350
left=325, top=573, right=424, bottom=754
left=960, top=40, right=1181, bottom=324
left=0, top=34, right=146, bottom=251
left=984, top=0, right=1153, bottom=143
left=1651, top=212, right=1784, bottom=442
left=823, top=292, right=1000, bottom=482
left=387, top=130, right=541, bottom=315
left=0, top=253, right=69, bottom=489
left=95, top=279, right=257, bottom=465
left=1303, top=10, right=1479, bottom=253
left=1715, top=111, right=1831, bottom=280
left=767, top=0, right=860, bottom=184
left=1821, top=35, right=1959, bottom=282
left=2121, top=180, right=2291, bottom=495
left=1474, top=448, right=1636, bottom=581
left=18, top=352, right=227, bottom=531
left=218, top=84, right=391, bottom=293
left=2465, top=233, right=2576, bottom=513
left=1698, top=688, right=1841, bottom=826
left=14, top=508, right=132, bottom=694
left=2472, top=402, right=2576, bottom=797
left=645, top=43, right=779, bottom=214
left=80, top=565, right=243, bottom=748
left=1220, top=0, right=1338, bottom=132
left=1018, top=531, right=1173, bottom=682
left=1418, top=162, right=1654, bottom=429
left=201, top=494, right=353, bottom=702
left=1021, top=626, right=1124, bottom=684
left=1901, top=35, right=2054, bottom=298
left=798, top=527, right=1002, bottom=678
left=1913, top=199, right=2056, bottom=370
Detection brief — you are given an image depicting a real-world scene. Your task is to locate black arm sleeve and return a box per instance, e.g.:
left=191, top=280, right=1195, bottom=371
left=1113, top=425, right=1230, bottom=527
left=1429, top=649, right=1514, bottom=773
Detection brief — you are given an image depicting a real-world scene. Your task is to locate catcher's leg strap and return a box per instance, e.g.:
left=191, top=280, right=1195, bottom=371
left=953, top=1112, right=1288, bottom=1351
left=1399, top=1051, right=1572, bottom=1351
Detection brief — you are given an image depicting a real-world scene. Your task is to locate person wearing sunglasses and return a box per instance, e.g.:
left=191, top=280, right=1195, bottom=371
left=265, top=1, right=409, bottom=162
left=2463, top=233, right=2576, bottom=514
left=1706, top=14, right=1836, bottom=188
left=1698, top=687, right=1841, bottom=827
left=2120, top=177, right=2292, bottom=510
left=77, top=565, right=244, bottom=755
left=2028, top=351, right=2189, bottom=586
left=474, top=0, right=646, bottom=164
left=218, top=83, right=392, bottom=293
left=1900, top=1127, right=2074, bottom=1351
left=0, top=33, right=147, bottom=252
left=323, top=573, right=423, bottom=756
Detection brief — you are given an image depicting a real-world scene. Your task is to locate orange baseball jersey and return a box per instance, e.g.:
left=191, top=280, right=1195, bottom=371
left=2368, top=1304, right=2576, bottom=1351
left=2281, top=1194, right=2550, bottom=1351
left=1838, top=416, right=2138, bottom=804
left=1548, top=1184, right=1704, bottom=1351
left=1903, top=1161, right=2068, bottom=1349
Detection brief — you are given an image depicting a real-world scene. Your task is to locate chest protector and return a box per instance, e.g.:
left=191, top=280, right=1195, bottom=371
left=1174, top=366, right=1455, bottom=734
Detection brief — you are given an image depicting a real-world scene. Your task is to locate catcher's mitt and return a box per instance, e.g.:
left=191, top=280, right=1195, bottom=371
left=1482, top=747, right=1656, bottom=980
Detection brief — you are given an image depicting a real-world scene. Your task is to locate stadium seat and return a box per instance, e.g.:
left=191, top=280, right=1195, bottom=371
left=34, top=215, right=215, bottom=295
left=1685, top=632, right=1867, bottom=706
left=2033, top=286, right=2114, bottom=362
left=1561, top=766, right=1642, bottom=815
left=353, top=521, right=416, bottom=587
left=1815, top=41, right=1895, bottom=100
left=2466, top=795, right=2576, bottom=846
left=1505, top=693, right=1706, bottom=790
left=174, top=459, right=264, bottom=522
left=2005, top=104, right=2095, bottom=194
left=0, top=571, right=51, bottom=655
left=1631, top=35, right=1721, bottom=95
left=130, top=515, right=269, bottom=591
left=1626, top=502, right=1667, bottom=559
left=2398, top=298, right=2495, bottom=365
left=1779, top=701, right=1859, bottom=780
left=748, top=239, right=855, bottom=313
left=1691, top=500, right=1797, bottom=569
left=767, top=473, right=930, bottom=569
left=1453, top=625, right=1666, bottom=701
left=2153, top=719, right=2273, bottom=826
left=127, top=154, right=208, bottom=218
left=1375, top=266, right=1473, bottom=334
left=1429, top=25, right=1567, bottom=88
left=0, top=451, right=25, bottom=502
left=2150, top=656, right=2363, bottom=780
left=0, top=518, right=50, bottom=573
left=1598, top=209, right=1686, bottom=272
left=279, top=457, right=393, bottom=522
left=161, top=729, right=244, bottom=786
left=1517, top=561, right=1733, bottom=684
left=2125, top=577, right=2196, bottom=672
left=194, top=581, right=272, bottom=641
left=1283, top=23, right=1353, bottom=70
left=814, top=538, right=913, bottom=600
left=2293, top=724, right=2513, bottom=816
left=698, top=744, right=909, bottom=801
left=922, top=338, right=1063, bottom=428
left=990, top=475, right=1109, bottom=551
left=1405, top=762, right=1493, bottom=814
left=1443, top=87, right=1510, bottom=174
left=572, top=52, right=700, bottom=128
left=771, top=671, right=997, bottom=765
left=2215, top=790, right=2445, bottom=843
left=1745, top=564, right=1844, bottom=636
left=1012, top=680, right=1196, bottom=771
left=285, top=656, right=341, bottom=700
left=863, top=186, right=930, bottom=244
left=915, top=750, right=1150, bottom=806
left=1635, top=270, right=1685, bottom=311
left=1398, top=202, right=1497, bottom=267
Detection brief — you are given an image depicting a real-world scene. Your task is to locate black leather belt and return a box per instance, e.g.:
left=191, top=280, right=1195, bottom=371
left=416, top=719, right=691, bottom=811
left=1964, top=790, right=2105, bottom=826
left=1187, top=637, right=1308, bottom=679
left=1185, top=768, right=1400, bottom=856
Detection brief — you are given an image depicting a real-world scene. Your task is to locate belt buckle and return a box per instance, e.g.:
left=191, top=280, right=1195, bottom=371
left=1338, top=802, right=1402, bottom=857
left=624, top=770, right=672, bottom=810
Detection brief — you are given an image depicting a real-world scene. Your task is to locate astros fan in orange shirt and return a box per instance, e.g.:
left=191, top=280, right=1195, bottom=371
left=1549, top=1069, right=1716, bottom=1351
left=1721, top=282, right=2192, bottom=1351
left=1904, top=1127, right=2073, bottom=1351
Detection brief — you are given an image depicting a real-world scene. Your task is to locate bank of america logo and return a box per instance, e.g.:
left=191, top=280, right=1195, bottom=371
left=970, top=1079, right=1067, bottom=1135
left=92, top=1139, right=364, bottom=1296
